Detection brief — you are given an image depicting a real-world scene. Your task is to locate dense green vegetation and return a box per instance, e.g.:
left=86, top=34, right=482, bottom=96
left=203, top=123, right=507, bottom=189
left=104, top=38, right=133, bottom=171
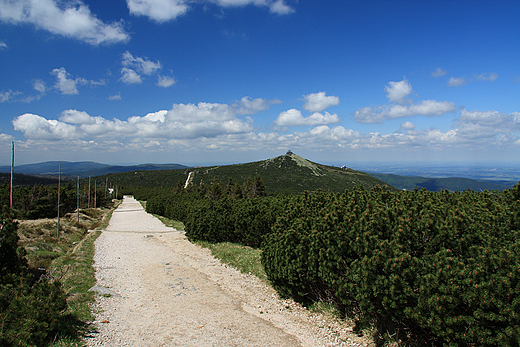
left=0, top=181, right=112, bottom=221
left=110, top=152, right=394, bottom=198
left=147, top=179, right=520, bottom=346
left=0, top=212, right=72, bottom=346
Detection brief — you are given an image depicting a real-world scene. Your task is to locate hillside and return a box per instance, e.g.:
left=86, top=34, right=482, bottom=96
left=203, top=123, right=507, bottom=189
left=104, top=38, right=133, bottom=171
left=103, top=151, right=394, bottom=195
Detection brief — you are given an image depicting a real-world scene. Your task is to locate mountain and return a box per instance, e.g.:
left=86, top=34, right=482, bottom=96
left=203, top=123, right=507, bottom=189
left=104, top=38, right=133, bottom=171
left=0, top=161, right=188, bottom=178
left=103, top=151, right=395, bottom=195
left=368, top=173, right=516, bottom=191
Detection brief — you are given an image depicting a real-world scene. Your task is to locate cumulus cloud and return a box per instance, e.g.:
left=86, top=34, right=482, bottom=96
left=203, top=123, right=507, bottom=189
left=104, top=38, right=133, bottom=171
left=401, top=121, right=416, bottom=130
left=13, top=113, right=78, bottom=140
left=122, top=51, right=161, bottom=75
left=431, top=67, right=448, bottom=77
left=12, top=97, right=280, bottom=143
left=275, top=109, right=340, bottom=127
left=127, top=0, right=189, bottom=22
left=126, top=0, right=294, bottom=22
left=0, top=0, right=129, bottom=45
left=447, top=77, right=467, bottom=87
left=120, top=68, right=142, bottom=84
left=120, top=51, right=163, bottom=84
left=51, top=67, right=88, bottom=94
left=302, top=92, right=340, bottom=112
left=156, top=75, right=176, bottom=87
left=233, top=96, right=282, bottom=115
left=385, top=79, right=412, bottom=105
left=32, top=79, right=47, bottom=94
left=354, top=100, right=456, bottom=124
left=353, top=79, right=455, bottom=123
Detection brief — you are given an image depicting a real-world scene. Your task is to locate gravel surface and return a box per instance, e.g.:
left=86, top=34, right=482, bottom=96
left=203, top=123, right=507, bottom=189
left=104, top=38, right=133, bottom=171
left=86, top=196, right=373, bottom=346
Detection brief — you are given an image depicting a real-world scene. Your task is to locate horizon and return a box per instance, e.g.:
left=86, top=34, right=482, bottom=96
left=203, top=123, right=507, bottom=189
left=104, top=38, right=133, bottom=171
left=4, top=155, right=520, bottom=183
left=1, top=1, right=519, bottom=166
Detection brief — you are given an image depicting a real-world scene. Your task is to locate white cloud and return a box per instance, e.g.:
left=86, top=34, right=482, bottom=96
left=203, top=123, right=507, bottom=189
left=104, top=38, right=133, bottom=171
left=302, top=92, right=340, bottom=112
left=108, top=93, right=122, bottom=101
left=120, top=68, right=142, bottom=84
left=156, top=75, right=176, bottom=87
left=268, top=0, right=294, bottom=14
left=127, top=0, right=189, bottom=22
left=275, top=109, right=340, bottom=127
left=354, top=100, right=456, bottom=123
left=0, top=90, right=22, bottom=102
left=474, top=73, right=498, bottom=82
left=233, top=96, right=282, bottom=115
left=447, top=76, right=467, bottom=87
left=122, top=51, right=162, bottom=75
left=385, top=79, right=412, bottom=105
left=32, top=79, right=46, bottom=94
left=126, top=0, right=294, bottom=22
left=13, top=113, right=79, bottom=140
left=0, top=41, right=7, bottom=49
left=120, top=51, right=163, bottom=84
left=12, top=98, right=277, bottom=142
left=401, top=121, right=416, bottom=130
left=431, top=67, right=448, bottom=77
left=59, top=109, right=95, bottom=124
left=0, top=0, right=129, bottom=45
left=51, top=67, right=87, bottom=94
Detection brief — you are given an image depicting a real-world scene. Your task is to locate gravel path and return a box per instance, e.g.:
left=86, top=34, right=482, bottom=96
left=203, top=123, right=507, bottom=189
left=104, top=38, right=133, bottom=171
left=86, top=196, right=372, bottom=346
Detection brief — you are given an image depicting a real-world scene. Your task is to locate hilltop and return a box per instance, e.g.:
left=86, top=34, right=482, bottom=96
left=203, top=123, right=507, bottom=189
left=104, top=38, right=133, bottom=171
left=103, top=151, right=394, bottom=195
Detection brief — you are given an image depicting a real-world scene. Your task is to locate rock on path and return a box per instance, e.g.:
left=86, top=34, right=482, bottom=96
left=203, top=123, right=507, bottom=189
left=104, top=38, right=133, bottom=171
left=86, top=196, right=369, bottom=347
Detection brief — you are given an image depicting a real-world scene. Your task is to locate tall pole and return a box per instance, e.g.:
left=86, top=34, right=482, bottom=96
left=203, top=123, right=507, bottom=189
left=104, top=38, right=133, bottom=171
left=88, top=176, right=91, bottom=209
left=77, top=176, right=80, bottom=222
left=57, top=163, right=61, bottom=238
left=10, top=141, right=14, bottom=209
left=94, top=180, right=97, bottom=208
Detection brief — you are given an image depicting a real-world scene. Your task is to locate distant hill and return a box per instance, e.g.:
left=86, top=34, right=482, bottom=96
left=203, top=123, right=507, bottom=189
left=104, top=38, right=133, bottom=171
left=368, top=173, right=516, bottom=191
left=104, top=152, right=395, bottom=195
left=0, top=161, right=188, bottom=178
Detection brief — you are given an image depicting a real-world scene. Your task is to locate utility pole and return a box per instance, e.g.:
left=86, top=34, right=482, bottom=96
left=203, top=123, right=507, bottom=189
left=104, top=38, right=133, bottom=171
left=57, top=163, right=61, bottom=238
left=77, top=176, right=80, bottom=222
left=10, top=141, right=14, bottom=209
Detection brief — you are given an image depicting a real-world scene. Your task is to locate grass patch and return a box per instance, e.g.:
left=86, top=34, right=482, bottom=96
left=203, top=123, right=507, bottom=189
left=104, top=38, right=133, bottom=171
left=16, top=203, right=118, bottom=346
left=195, top=241, right=267, bottom=282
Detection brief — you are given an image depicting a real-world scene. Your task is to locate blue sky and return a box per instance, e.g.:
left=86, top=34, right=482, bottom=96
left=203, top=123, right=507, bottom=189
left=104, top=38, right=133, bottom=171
left=1, top=0, right=519, bottom=167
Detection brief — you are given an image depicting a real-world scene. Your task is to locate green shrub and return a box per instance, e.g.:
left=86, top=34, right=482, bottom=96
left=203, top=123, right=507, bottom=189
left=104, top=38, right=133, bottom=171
left=262, top=185, right=520, bottom=346
left=0, top=212, right=69, bottom=346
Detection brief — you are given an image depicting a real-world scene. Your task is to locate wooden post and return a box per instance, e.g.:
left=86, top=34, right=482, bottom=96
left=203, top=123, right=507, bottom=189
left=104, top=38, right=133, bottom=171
left=88, top=176, right=91, bottom=209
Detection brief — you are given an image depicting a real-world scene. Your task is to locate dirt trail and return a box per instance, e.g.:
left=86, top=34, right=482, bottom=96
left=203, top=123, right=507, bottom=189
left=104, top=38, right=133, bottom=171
left=86, top=196, right=370, bottom=346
